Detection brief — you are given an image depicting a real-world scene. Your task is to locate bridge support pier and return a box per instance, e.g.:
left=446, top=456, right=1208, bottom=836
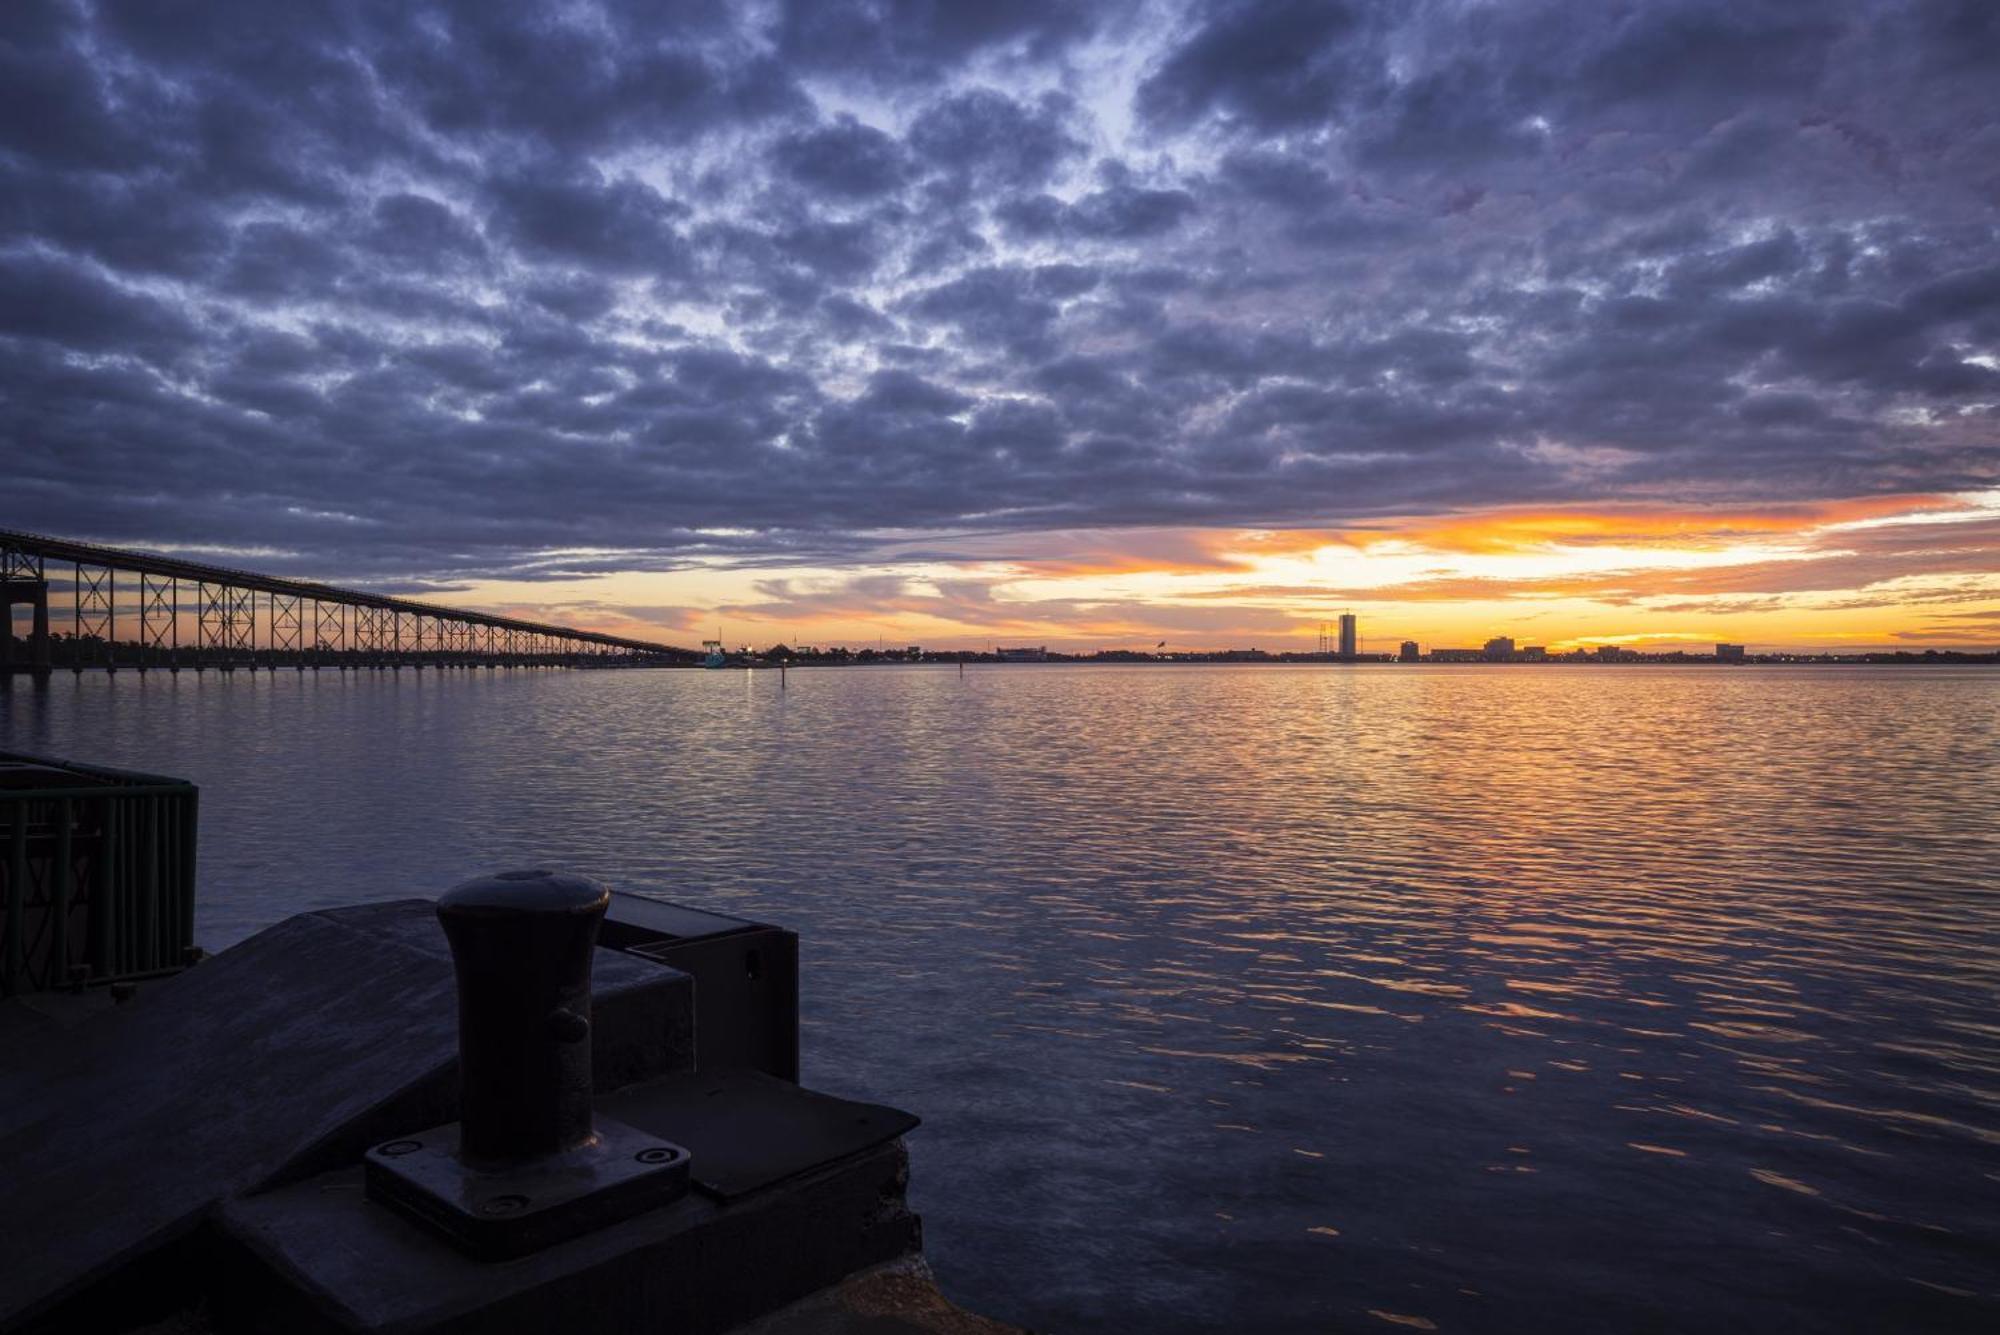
left=1, top=579, right=52, bottom=678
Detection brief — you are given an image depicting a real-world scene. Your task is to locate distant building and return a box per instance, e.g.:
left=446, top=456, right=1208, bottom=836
left=1483, top=636, right=1516, bottom=662
left=1716, top=643, right=1746, bottom=662
left=1595, top=645, right=1631, bottom=661
left=1429, top=648, right=1485, bottom=663
left=1519, top=645, right=1547, bottom=661
left=1398, top=640, right=1420, bottom=663
left=995, top=646, right=1047, bottom=662
left=1338, top=613, right=1357, bottom=658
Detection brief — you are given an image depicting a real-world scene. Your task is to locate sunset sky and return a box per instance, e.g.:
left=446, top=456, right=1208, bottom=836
left=5, top=1, right=1997, bottom=651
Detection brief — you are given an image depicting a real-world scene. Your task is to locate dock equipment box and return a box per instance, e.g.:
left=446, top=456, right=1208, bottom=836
left=0, top=752, right=198, bottom=996
left=600, top=893, right=800, bottom=1081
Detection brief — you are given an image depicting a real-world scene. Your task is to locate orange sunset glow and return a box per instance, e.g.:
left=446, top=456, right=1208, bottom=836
left=459, top=490, right=2000, bottom=655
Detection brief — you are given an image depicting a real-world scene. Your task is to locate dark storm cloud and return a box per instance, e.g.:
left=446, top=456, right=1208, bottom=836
left=773, top=116, right=909, bottom=198
left=1136, top=0, right=1372, bottom=133
left=772, top=0, right=1099, bottom=82
left=2, top=0, right=1996, bottom=582
left=997, top=177, right=1199, bottom=241
left=0, top=251, right=199, bottom=362
left=487, top=169, right=692, bottom=274
left=903, top=266, right=1070, bottom=357
left=908, top=90, right=1082, bottom=192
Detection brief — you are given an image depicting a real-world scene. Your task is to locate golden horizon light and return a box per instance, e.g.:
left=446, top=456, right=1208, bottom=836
left=438, top=490, right=2000, bottom=654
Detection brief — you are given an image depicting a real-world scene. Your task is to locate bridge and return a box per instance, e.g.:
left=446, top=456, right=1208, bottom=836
left=1, top=529, right=697, bottom=675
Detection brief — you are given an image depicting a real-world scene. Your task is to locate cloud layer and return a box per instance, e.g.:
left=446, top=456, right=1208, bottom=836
left=3, top=0, right=1997, bottom=587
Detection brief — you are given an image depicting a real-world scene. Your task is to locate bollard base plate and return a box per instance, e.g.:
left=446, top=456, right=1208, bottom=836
left=364, top=1117, right=690, bottom=1261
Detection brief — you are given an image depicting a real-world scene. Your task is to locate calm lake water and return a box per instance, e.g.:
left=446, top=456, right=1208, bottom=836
left=5, top=665, right=1997, bottom=1332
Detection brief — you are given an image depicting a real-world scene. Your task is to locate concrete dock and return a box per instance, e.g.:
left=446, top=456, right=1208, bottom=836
left=0, top=879, right=1013, bottom=1334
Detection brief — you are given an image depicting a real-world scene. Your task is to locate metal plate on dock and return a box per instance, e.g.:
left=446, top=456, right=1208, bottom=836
left=364, top=1117, right=692, bottom=1261
left=601, top=1067, right=918, bottom=1200
left=600, top=893, right=766, bottom=945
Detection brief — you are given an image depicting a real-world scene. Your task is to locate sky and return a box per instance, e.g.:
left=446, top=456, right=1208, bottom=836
left=3, top=0, right=1997, bottom=653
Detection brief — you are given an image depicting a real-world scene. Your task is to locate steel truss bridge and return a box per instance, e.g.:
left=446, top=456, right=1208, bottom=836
left=1, top=529, right=697, bottom=675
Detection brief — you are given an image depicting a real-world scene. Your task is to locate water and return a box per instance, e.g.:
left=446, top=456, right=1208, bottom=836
left=5, top=665, right=1997, bottom=1332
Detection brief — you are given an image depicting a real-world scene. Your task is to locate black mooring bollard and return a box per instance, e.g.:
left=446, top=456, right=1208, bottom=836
left=364, top=868, right=690, bottom=1259
left=437, top=869, right=609, bottom=1163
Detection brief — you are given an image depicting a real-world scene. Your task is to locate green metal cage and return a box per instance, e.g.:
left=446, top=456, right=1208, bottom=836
left=0, top=751, right=199, bottom=995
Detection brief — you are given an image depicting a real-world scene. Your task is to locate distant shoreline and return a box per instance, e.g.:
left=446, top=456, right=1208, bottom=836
left=684, top=651, right=2000, bottom=669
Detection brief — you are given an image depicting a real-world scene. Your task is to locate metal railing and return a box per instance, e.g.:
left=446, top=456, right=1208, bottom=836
left=0, top=751, right=199, bottom=995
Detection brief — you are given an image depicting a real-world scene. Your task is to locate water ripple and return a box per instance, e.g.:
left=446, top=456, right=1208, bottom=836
left=5, top=664, right=1997, bottom=1333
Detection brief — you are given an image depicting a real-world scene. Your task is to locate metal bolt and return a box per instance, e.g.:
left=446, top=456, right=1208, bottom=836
left=378, top=1139, right=423, bottom=1157
left=479, top=1194, right=530, bottom=1216
left=636, top=1147, right=677, bottom=1165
